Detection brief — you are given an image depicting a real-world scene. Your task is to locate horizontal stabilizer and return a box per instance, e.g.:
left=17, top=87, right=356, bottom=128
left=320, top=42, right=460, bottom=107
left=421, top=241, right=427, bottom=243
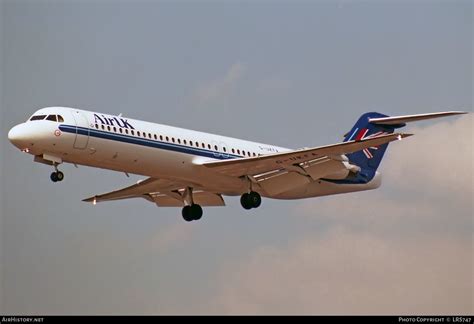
left=369, top=111, right=467, bottom=126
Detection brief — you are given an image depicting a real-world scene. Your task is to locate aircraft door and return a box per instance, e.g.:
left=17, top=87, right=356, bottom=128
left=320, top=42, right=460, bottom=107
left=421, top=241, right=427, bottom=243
left=70, top=110, right=90, bottom=149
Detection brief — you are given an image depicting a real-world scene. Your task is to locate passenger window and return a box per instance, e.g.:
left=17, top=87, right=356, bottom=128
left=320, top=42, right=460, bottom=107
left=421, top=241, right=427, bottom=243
left=160, top=135, right=163, bottom=140
left=148, top=133, right=151, bottom=139
left=214, top=145, right=218, bottom=151
left=137, top=131, right=141, bottom=136
left=119, top=128, right=123, bottom=134
left=57, top=115, right=64, bottom=122
left=232, top=148, right=235, bottom=153
left=125, top=129, right=129, bottom=134
left=101, top=125, right=105, bottom=130
left=253, top=152, right=256, bottom=157
left=184, top=140, right=187, bottom=145
left=223, top=147, right=226, bottom=152
left=107, top=126, right=111, bottom=131
left=30, top=115, right=47, bottom=121
left=202, top=143, right=205, bottom=148
left=166, top=136, right=169, bottom=141
left=95, top=124, right=99, bottom=129
left=242, top=150, right=246, bottom=156
left=172, top=138, right=175, bottom=143
left=154, top=134, right=157, bottom=140
left=208, top=144, right=211, bottom=149
left=190, top=141, right=193, bottom=146
left=46, top=115, right=57, bottom=122
left=131, top=130, right=135, bottom=135
left=177, top=139, right=181, bottom=144
left=237, top=149, right=241, bottom=155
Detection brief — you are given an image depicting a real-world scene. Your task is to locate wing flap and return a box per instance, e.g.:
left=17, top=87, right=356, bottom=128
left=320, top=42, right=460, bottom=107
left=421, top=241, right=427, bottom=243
left=148, top=194, right=183, bottom=207
left=257, top=171, right=311, bottom=196
left=302, top=157, right=350, bottom=180
left=147, top=191, right=225, bottom=207
left=193, top=192, right=225, bottom=206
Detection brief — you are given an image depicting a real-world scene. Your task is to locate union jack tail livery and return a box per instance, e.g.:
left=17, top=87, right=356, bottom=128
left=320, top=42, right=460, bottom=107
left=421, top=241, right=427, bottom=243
left=342, top=110, right=467, bottom=184
left=343, top=112, right=396, bottom=175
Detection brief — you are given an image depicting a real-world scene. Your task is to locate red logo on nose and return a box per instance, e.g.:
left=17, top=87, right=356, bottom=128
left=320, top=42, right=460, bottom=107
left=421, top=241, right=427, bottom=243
left=54, top=129, right=61, bottom=137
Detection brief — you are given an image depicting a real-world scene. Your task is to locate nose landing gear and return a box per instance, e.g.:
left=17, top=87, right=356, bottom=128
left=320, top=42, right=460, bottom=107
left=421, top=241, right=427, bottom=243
left=50, top=164, right=64, bottom=182
left=50, top=171, right=64, bottom=182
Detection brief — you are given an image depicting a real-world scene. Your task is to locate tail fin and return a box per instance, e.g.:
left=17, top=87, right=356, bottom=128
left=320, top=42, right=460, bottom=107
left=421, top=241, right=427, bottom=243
left=343, top=112, right=399, bottom=173
left=340, top=110, right=467, bottom=184
left=343, top=110, right=468, bottom=173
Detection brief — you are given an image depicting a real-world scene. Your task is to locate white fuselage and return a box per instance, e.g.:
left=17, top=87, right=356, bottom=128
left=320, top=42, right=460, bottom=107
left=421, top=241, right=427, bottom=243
left=8, top=107, right=380, bottom=200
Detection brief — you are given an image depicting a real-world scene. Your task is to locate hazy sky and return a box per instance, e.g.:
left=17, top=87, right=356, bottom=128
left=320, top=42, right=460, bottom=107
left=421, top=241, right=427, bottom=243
left=1, top=0, right=472, bottom=315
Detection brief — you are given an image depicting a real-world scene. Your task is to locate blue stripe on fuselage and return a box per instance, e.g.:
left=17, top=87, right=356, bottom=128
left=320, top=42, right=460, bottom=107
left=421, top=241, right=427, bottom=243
left=59, top=124, right=241, bottom=160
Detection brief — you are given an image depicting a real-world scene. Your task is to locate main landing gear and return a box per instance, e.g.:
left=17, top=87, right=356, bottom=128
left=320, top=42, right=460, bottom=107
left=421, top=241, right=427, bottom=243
left=240, top=191, right=262, bottom=210
left=181, top=204, right=203, bottom=222
left=181, top=187, right=203, bottom=222
left=50, top=164, right=64, bottom=182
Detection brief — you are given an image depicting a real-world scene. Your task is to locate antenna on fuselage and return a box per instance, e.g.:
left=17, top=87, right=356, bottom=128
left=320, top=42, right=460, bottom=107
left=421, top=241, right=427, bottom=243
left=118, top=113, right=123, bottom=117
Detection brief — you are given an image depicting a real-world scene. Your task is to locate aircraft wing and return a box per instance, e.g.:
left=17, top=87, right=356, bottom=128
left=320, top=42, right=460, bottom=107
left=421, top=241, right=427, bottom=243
left=202, top=133, right=411, bottom=178
left=83, top=177, right=225, bottom=207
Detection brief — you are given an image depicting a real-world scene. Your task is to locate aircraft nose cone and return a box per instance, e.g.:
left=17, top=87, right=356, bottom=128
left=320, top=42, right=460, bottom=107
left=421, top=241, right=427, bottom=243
left=8, top=125, right=20, bottom=142
left=8, top=124, right=29, bottom=148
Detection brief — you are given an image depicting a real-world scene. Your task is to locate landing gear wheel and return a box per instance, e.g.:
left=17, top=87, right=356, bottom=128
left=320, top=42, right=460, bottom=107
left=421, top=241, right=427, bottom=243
left=241, top=191, right=262, bottom=209
left=182, top=206, right=193, bottom=222
left=240, top=193, right=253, bottom=210
left=56, top=171, right=64, bottom=181
left=50, top=172, right=58, bottom=182
left=248, top=191, right=261, bottom=208
left=50, top=169, right=64, bottom=183
left=182, top=204, right=203, bottom=222
left=190, top=204, right=203, bottom=220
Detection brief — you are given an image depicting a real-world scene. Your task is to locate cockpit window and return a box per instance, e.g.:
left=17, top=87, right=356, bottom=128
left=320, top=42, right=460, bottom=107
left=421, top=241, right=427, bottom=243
left=33, top=114, right=64, bottom=122
left=30, top=115, right=47, bottom=121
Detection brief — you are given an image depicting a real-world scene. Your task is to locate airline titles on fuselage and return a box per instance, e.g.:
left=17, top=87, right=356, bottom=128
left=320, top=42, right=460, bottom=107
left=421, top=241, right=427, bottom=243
left=93, top=114, right=135, bottom=129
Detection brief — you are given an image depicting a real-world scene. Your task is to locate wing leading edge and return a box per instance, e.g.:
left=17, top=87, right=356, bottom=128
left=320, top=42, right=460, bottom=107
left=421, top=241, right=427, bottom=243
left=83, top=177, right=225, bottom=207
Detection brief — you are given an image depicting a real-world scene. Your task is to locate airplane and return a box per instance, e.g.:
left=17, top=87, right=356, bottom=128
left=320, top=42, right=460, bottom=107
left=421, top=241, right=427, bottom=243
left=8, top=107, right=466, bottom=222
